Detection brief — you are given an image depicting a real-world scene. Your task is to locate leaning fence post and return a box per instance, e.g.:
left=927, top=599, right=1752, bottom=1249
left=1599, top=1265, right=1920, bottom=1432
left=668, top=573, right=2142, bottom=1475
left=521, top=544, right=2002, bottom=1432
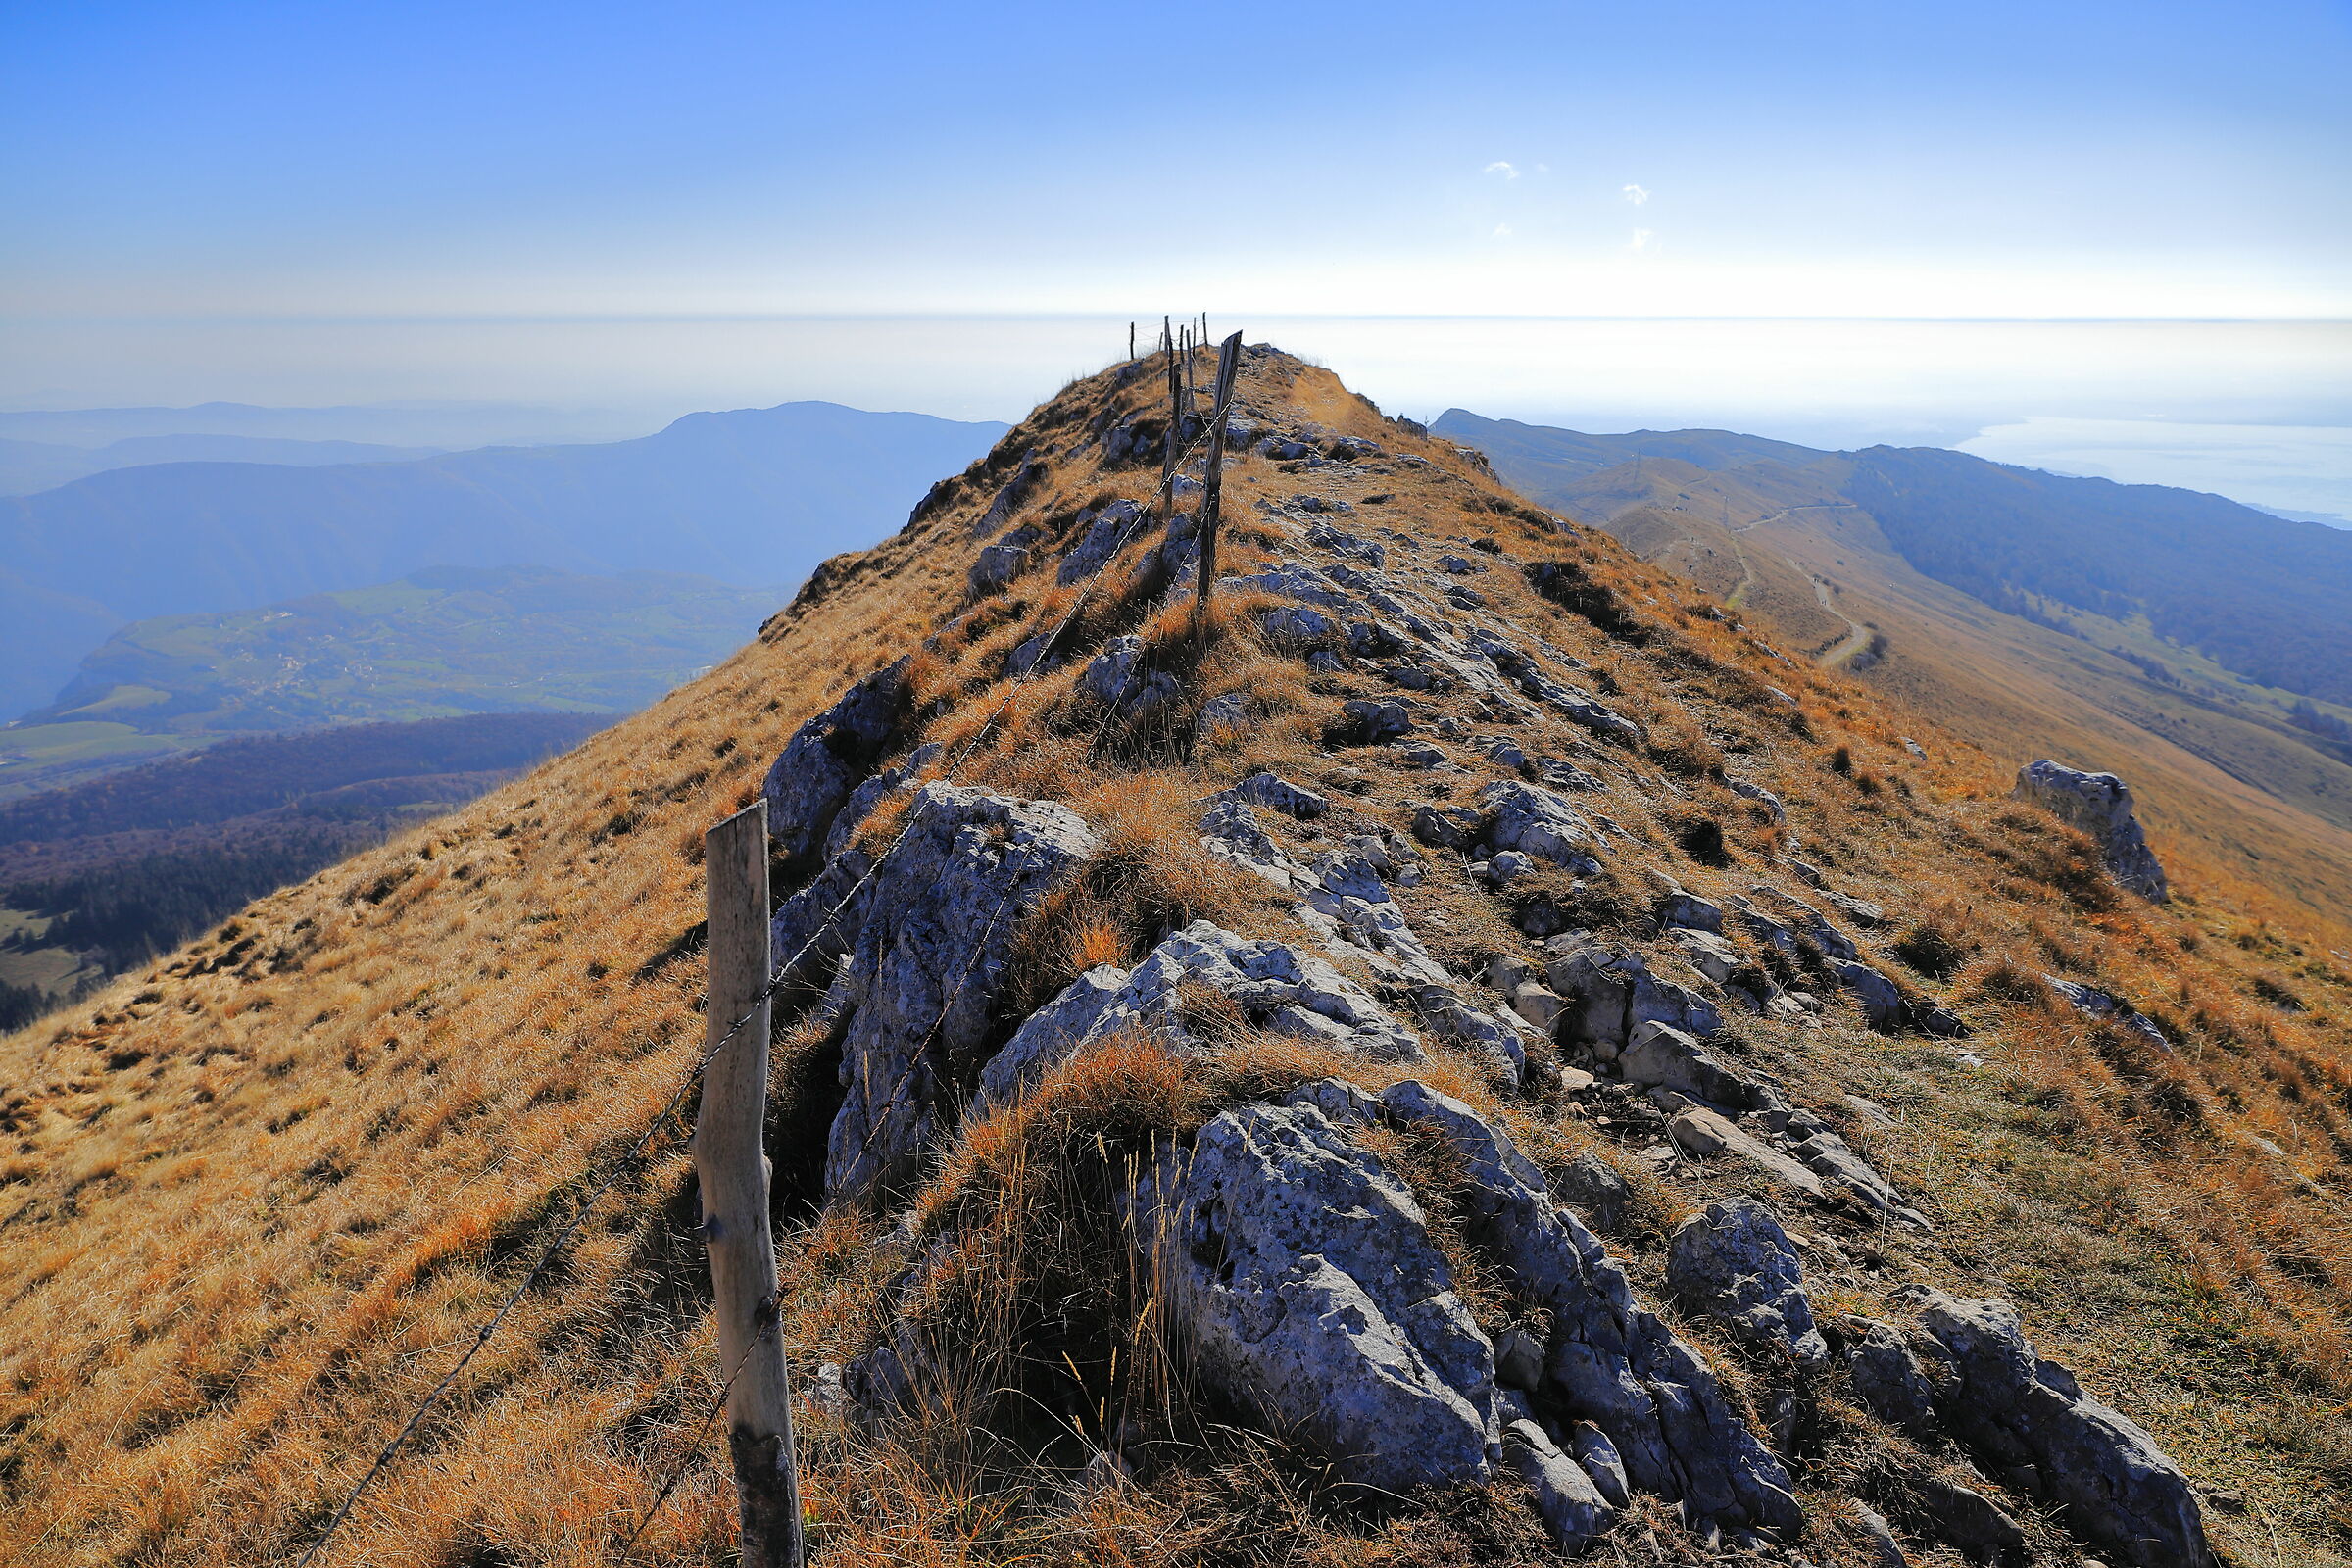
left=1192, top=330, right=1245, bottom=643
left=698, top=800, right=803, bottom=1568
left=1158, top=315, right=1181, bottom=524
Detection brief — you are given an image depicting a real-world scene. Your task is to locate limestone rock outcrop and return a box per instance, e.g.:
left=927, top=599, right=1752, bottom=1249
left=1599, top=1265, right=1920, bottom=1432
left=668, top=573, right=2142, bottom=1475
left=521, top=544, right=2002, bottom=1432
left=2013, top=760, right=2170, bottom=902
left=760, top=657, right=908, bottom=863
left=818, top=784, right=1099, bottom=1200
left=1903, top=1288, right=2214, bottom=1568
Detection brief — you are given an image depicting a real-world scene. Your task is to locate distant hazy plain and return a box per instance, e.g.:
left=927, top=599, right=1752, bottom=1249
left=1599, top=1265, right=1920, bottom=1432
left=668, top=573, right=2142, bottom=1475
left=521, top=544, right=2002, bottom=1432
left=4, top=315, right=2343, bottom=518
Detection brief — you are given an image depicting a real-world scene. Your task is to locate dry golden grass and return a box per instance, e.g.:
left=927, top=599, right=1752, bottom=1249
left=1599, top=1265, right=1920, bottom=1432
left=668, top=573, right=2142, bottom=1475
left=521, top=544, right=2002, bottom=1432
left=1, top=345, right=2349, bottom=1565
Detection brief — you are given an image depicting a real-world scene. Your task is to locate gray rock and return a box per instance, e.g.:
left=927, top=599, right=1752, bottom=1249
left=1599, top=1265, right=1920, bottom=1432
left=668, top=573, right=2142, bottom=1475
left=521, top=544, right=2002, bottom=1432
left=823, top=786, right=1099, bottom=1200
left=1553, top=1153, right=1632, bottom=1234
left=1007, top=632, right=1058, bottom=676
left=1908, top=1289, right=2214, bottom=1567
left=1232, top=559, right=1353, bottom=608
left=1196, top=690, right=1250, bottom=737
left=1057, top=499, right=1147, bottom=585
left=974, top=963, right=1130, bottom=1106
left=1479, top=780, right=1598, bottom=867
left=2045, top=975, right=2169, bottom=1047
left=1667, top=1106, right=1828, bottom=1197
left=1369, top=1081, right=1803, bottom=1533
left=1898, top=1472, right=2026, bottom=1559
left=1410, top=983, right=1535, bottom=1081
left=1571, top=1420, right=1632, bottom=1507
left=969, top=542, right=1028, bottom=595
left=1619, top=1021, right=1775, bottom=1112
left=982, top=920, right=1423, bottom=1090
left=1304, top=521, right=1385, bottom=564
left=1503, top=1417, right=1618, bottom=1547
left=1296, top=850, right=1451, bottom=986
left=1259, top=604, right=1337, bottom=643
left=1079, top=635, right=1179, bottom=715
left=1549, top=947, right=1724, bottom=1057
left=1830, top=957, right=1908, bottom=1032
left=1731, top=779, right=1787, bottom=824
left=1340, top=697, right=1416, bottom=741
left=1654, top=883, right=1726, bottom=935
left=1669, top=927, right=1742, bottom=985
left=761, top=658, right=908, bottom=862
left=1841, top=1317, right=1950, bottom=1438
left=1666, top=1199, right=1830, bottom=1368
left=1134, top=1101, right=1498, bottom=1494
left=818, top=741, right=942, bottom=862
left=1750, top=886, right=1860, bottom=960
left=973, top=450, right=1044, bottom=535
left=1851, top=1502, right=1909, bottom=1567
left=1780, top=1122, right=1931, bottom=1229
left=1411, top=804, right=1483, bottom=851
left=2013, top=760, right=2170, bottom=902
left=1199, top=794, right=1304, bottom=890
left=1236, top=771, right=1330, bottom=819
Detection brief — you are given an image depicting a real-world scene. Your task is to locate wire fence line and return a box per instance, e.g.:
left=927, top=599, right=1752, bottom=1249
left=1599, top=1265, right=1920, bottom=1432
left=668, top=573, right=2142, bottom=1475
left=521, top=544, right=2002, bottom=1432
left=292, top=336, right=1222, bottom=1567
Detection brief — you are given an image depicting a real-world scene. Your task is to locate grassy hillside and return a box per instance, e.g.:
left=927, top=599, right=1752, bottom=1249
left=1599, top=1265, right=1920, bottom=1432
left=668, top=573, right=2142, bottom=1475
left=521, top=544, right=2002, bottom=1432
left=2, top=352, right=2348, bottom=1566
left=0, top=565, right=773, bottom=797
left=0, top=713, right=608, bottom=1023
left=1439, top=411, right=2352, bottom=928
left=0, top=401, right=1009, bottom=717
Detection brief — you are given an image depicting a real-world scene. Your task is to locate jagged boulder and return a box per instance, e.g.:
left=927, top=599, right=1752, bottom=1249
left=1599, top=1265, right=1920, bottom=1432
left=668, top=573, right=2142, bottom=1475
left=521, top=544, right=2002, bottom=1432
left=1235, top=771, right=1330, bottom=819
left=969, top=541, right=1028, bottom=595
left=1549, top=946, right=1724, bottom=1056
left=1830, top=957, right=1908, bottom=1032
left=1666, top=1199, right=1830, bottom=1369
left=2045, top=974, right=2170, bottom=1047
left=1619, top=1021, right=1775, bottom=1112
left=978, top=920, right=1422, bottom=1102
left=2012, top=760, right=2170, bottom=902
left=821, top=785, right=1099, bottom=1200
left=1479, top=780, right=1601, bottom=869
left=1079, top=635, right=1178, bottom=715
left=1840, top=1316, right=1950, bottom=1438
left=761, top=658, right=909, bottom=862
left=1903, top=1288, right=2214, bottom=1568
left=1057, top=498, right=1147, bottom=584
left=1133, top=1100, right=1499, bottom=1494
left=1366, top=1081, right=1803, bottom=1533
left=1502, top=1418, right=1617, bottom=1547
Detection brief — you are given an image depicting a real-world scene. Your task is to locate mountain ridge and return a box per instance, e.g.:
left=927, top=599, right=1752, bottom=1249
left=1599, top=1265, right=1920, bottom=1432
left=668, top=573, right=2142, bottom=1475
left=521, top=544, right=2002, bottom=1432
left=3, top=348, right=2346, bottom=1567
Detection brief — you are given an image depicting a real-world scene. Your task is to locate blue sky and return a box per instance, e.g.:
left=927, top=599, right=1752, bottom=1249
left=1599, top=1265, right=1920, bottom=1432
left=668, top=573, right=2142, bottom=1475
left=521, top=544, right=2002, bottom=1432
left=7, top=0, right=2347, bottom=323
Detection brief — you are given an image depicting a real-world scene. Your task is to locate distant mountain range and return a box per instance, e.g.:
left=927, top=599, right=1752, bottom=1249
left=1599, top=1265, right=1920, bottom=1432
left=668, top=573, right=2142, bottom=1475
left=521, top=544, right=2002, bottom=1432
left=0, top=400, right=1009, bottom=718
left=0, top=433, right=448, bottom=497
left=0, top=564, right=779, bottom=800
left=1434, top=409, right=2352, bottom=919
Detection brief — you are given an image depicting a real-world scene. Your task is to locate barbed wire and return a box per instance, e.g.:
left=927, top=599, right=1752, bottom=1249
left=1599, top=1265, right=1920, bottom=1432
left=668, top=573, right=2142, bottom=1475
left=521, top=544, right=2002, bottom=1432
left=290, top=344, right=1212, bottom=1567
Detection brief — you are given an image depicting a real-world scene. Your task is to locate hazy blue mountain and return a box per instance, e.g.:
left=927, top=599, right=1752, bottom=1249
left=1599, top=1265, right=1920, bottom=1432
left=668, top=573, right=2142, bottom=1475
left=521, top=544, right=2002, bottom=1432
left=0, top=433, right=447, bottom=497
left=0, top=401, right=1009, bottom=717
left=1432, top=409, right=2352, bottom=705
left=0, top=400, right=642, bottom=449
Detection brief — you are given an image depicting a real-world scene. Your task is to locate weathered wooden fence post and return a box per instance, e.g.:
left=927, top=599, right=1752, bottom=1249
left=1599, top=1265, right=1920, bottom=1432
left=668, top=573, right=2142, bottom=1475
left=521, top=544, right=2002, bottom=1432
left=1158, top=316, right=1181, bottom=524
left=1192, top=330, right=1245, bottom=643
left=698, top=799, right=803, bottom=1568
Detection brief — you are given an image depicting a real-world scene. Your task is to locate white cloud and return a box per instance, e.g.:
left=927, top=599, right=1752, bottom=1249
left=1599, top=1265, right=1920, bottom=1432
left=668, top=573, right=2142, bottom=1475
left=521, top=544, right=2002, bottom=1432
left=1483, top=161, right=1520, bottom=179
left=1493, top=223, right=1514, bottom=238
left=1629, top=227, right=1655, bottom=252
left=1623, top=183, right=1649, bottom=205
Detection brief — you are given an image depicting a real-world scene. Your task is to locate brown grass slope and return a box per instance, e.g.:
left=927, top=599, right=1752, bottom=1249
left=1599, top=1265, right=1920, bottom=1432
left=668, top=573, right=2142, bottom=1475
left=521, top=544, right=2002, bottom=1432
left=1, top=349, right=2350, bottom=1566
left=1505, top=452, right=2352, bottom=932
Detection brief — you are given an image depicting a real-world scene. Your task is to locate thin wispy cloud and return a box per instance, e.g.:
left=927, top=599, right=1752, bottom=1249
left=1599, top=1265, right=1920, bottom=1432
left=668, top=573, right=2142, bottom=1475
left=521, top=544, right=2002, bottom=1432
left=1494, top=223, right=1514, bottom=238
left=1623, top=183, right=1650, bottom=205
left=1629, top=227, right=1655, bottom=252
left=1483, top=161, right=1520, bottom=179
